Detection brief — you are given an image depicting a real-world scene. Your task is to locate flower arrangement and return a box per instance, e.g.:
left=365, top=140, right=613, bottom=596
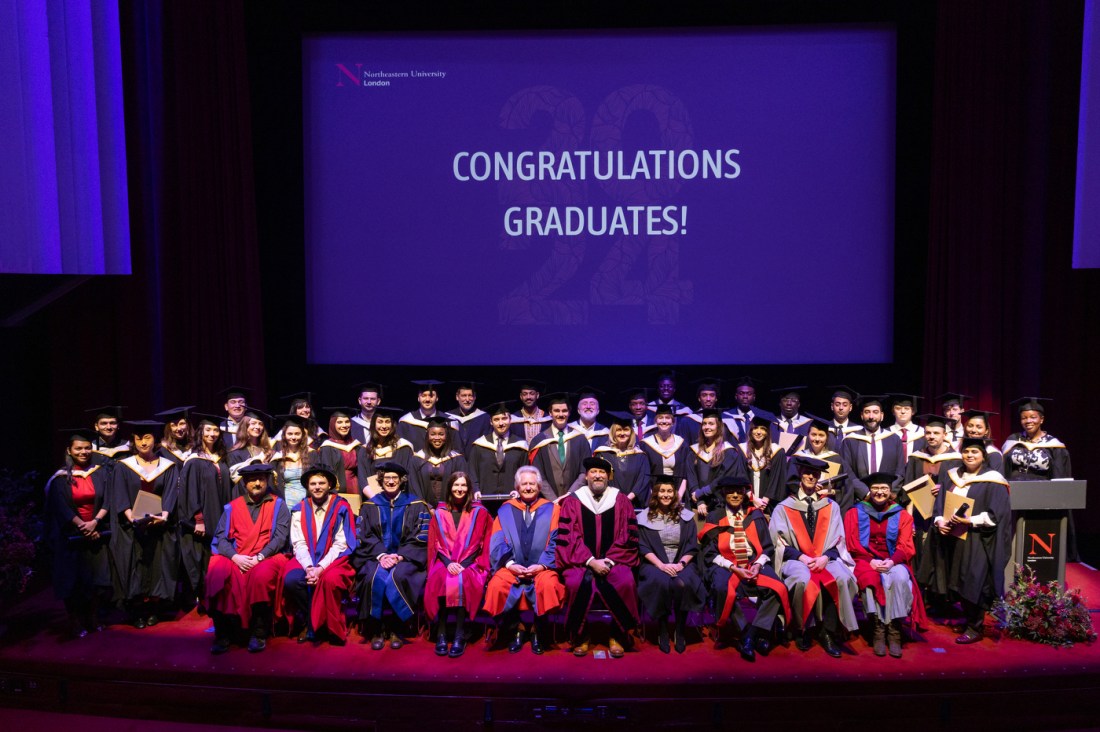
left=0, top=470, right=41, bottom=602
left=994, top=564, right=1096, bottom=647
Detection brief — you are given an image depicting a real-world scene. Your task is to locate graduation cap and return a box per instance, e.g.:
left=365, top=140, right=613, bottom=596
left=237, top=463, right=275, bottom=478
left=651, top=473, right=679, bottom=487
left=322, top=405, right=358, bottom=420
left=791, top=455, right=829, bottom=473
left=937, top=392, right=969, bottom=407
left=276, top=414, right=310, bottom=432
left=280, top=391, right=315, bottom=409
left=864, top=472, right=899, bottom=491
left=373, top=461, right=408, bottom=478
left=512, top=377, right=547, bottom=392
left=154, top=406, right=195, bottom=422
left=621, top=386, right=652, bottom=401
left=958, top=436, right=991, bottom=452
left=411, top=379, right=445, bottom=392
left=805, top=414, right=833, bottom=432
left=240, top=409, right=272, bottom=430
left=772, top=386, right=806, bottom=399
left=749, top=414, right=772, bottom=428
left=1012, top=396, right=1051, bottom=415
left=353, top=381, right=385, bottom=397
left=60, top=427, right=98, bottom=445
left=573, top=385, right=605, bottom=401
left=486, top=400, right=515, bottom=417
left=653, top=403, right=676, bottom=417
left=192, top=412, right=224, bottom=428
left=888, top=393, right=922, bottom=408
left=714, top=474, right=752, bottom=492
left=693, top=376, right=724, bottom=394
left=698, top=408, right=723, bottom=420
left=372, top=406, right=404, bottom=419
left=451, top=379, right=482, bottom=392
left=218, top=385, right=251, bottom=401
left=425, top=414, right=455, bottom=428
left=582, top=456, right=613, bottom=473
left=857, top=394, right=888, bottom=410
left=301, top=466, right=339, bottom=487
left=733, top=375, right=763, bottom=389
left=918, top=413, right=949, bottom=429
left=604, top=410, right=635, bottom=427
left=655, top=368, right=678, bottom=382
left=827, top=385, right=859, bottom=402
left=961, top=408, right=998, bottom=423
left=542, top=392, right=573, bottom=408
left=85, top=405, right=125, bottom=421
left=124, top=420, right=165, bottom=436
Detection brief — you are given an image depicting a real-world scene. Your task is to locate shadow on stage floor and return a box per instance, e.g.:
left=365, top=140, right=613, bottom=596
left=2, top=565, right=1100, bottom=730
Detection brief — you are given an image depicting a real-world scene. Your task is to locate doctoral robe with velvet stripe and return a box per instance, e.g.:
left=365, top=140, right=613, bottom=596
left=352, top=490, right=430, bottom=621
left=424, top=503, right=492, bottom=619
left=844, top=500, right=927, bottom=628
left=482, top=498, right=565, bottom=617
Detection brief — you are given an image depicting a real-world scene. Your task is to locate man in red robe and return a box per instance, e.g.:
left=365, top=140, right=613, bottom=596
left=277, top=467, right=357, bottom=645
left=205, top=463, right=290, bottom=654
left=556, top=456, right=640, bottom=658
left=844, top=471, right=927, bottom=658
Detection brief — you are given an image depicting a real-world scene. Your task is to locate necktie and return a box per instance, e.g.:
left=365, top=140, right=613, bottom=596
left=870, top=432, right=878, bottom=471
left=736, top=415, right=747, bottom=443
left=805, top=497, right=817, bottom=537
left=786, top=418, right=794, bottom=434
left=834, top=425, right=843, bottom=444
left=495, top=435, right=505, bottom=467
left=557, top=430, right=566, bottom=463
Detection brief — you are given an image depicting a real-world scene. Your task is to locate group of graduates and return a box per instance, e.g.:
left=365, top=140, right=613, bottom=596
left=43, top=373, right=1072, bottom=661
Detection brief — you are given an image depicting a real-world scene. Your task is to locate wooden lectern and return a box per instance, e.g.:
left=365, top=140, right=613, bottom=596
left=1009, top=479, right=1087, bottom=587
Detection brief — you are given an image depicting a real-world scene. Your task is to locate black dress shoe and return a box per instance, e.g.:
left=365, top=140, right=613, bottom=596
left=210, top=637, right=231, bottom=655
left=955, top=628, right=983, bottom=645
left=328, top=634, right=346, bottom=647
left=448, top=635, right=467, bottom=658
left=389, top=632, right=405, bottom=650
left=755, top=634, right=772, bottom=656
left=819, top=630, right=842, bottom=658
left=674, top=632, right=686, bottom=654
left=133, top=616, right=147, bottom=630
left=436, top=633, right=450, bottom=656
left=794, top=629, right=812, bottom=652
left=146, top=614, right=159, bottom=628
left=247, top=636, right=267, bottom=653
left=369, top=635, right=385, bottom=651
left=657, top=629, right=671, bottom=654
left=530, top=633, right=544, bottom=655
left=739, top=635, right=756, bottom=662
left=508, top=630, right=526, bottom=654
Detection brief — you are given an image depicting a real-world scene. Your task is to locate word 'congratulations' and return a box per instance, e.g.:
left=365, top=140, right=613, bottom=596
left=453, top=148, right=740, bottom=182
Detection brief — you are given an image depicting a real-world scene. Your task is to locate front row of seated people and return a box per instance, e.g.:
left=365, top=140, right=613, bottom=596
left=50, top=423, right=1010, bottom=660
left=192, top=440, right=1010, bottom=660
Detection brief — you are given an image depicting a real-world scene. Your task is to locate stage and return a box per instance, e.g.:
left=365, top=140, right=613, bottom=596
left=1, top=566, right=1100, bottom=731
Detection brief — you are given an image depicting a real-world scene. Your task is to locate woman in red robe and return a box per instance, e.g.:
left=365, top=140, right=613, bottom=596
left=425, top=472, right=492, bottom=657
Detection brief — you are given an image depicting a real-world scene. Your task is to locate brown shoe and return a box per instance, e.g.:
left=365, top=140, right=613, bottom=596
left=609, top=637, right=625, bottom=658
left=872, top=619, right=887, bottom=657
left=887, top=620, right=903, bottom=658
left=571, top=636, right=590, bottom=657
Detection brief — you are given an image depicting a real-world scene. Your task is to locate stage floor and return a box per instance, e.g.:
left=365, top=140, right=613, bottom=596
left=2, top=565, right=1100, bottom=730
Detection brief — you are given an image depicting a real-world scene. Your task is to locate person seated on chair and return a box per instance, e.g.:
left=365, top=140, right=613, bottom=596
left=482, top=465, right=566, bottom=655
left=278, top=466, right=357, bottom=646
left=425, top=472, right=492, bottom=658
left=352, top=461, right=431, bottom=650
left=555, top=456, right=640, bottom=658
left=699, top=475, right=790, bottom=662
left=206, top=463, right=290, bottom=654
left=769, top=456, right=859, bottom=658
left=844, top=471, right=927, bottom=658
left=636, top=474, right=706, bottom=654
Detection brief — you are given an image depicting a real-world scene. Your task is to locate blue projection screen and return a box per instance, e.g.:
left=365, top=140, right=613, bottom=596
left=304, top=28, right=896, bottom=365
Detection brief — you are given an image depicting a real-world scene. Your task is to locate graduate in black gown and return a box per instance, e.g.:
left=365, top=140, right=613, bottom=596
left=636, top=475, right=705, bottom=654
left=178, top=414, right=236, bottom=603
left=960, top=409, right=1004, bottom=474
left=408, top=416, right=471, bottom=505
left=317, top=407, right=368, bottom=494
left=227, top=410, right=274, bottom=480
left=740, top=415, right=788, bottom=514
left=592, top=412, right=652, bottom=508
left=45, top=429, right=112, bottom=638
left=86, top=405, right=131, bottom=470
left=686, top=409, right=749, bottom=515
left=445, top=380, right=491, bottom=458
left=155, top=406, right=195, bottom=464
left=528, top=393, right=592, bottom=499
left=919, top=438, right=1012, bottom=644
left=721, top=376, right=775, bottom=445
left=359, top=407, right=414, bottom=494
left=568, top=386, right=610, bottom=451
left=639, top=404, right=691, bottom=500
left=398, top=379, right=456, bottom=452
left=108, top=420, right=181, bottom=627
left=677, top=377, right=722, bottom=444
left=468, top=401, right=529, bottom=500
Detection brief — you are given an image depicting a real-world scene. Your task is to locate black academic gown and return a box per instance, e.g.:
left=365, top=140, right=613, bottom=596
left=408, top=450, right=471, bottom=505
left=316, top=439, right=368, bottom=492
left=839, top=429, right=905, bottom=501
left=446, top=408, right=492, bottom=458
left=468, top=434, right=529, bottom=496
left=918, top=467, right=1012, bottom=608
left=397, top=411, right=457, bottom=453
left=359, top=439, right=415, bottom=487
left=108, top=456, right=181, bottom=603
left=639, top=434, right=691, bottom=490
left=45, top=466, right=112, bottom=601
left=635, top=508, right=706, bottom=619
left=592, top=445, right=652, bottom=508
left=721, top=408, right=776, bottom=444
left=686, top=442, right=749, bottom=512
left=530, top=427, right=592, bottom=500
left=177, top=454, right=236, bottom=590
left=741, top=444, right=789, bottom=512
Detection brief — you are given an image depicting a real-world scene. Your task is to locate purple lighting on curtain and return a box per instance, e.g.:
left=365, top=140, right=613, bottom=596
left=0, top=0, right=131, bottom=274
left=1075, top=0, right=1100, bottom=269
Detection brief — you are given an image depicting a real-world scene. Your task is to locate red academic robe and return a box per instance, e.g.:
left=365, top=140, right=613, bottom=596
left=424, top=503, right=492, bottom=619
left=844, top=502, right=928, bottom=629
left=205, top=495, right=289, bottom=626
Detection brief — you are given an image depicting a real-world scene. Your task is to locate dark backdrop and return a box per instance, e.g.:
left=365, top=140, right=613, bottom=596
left=0, top=0, right=1094, bottom=559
